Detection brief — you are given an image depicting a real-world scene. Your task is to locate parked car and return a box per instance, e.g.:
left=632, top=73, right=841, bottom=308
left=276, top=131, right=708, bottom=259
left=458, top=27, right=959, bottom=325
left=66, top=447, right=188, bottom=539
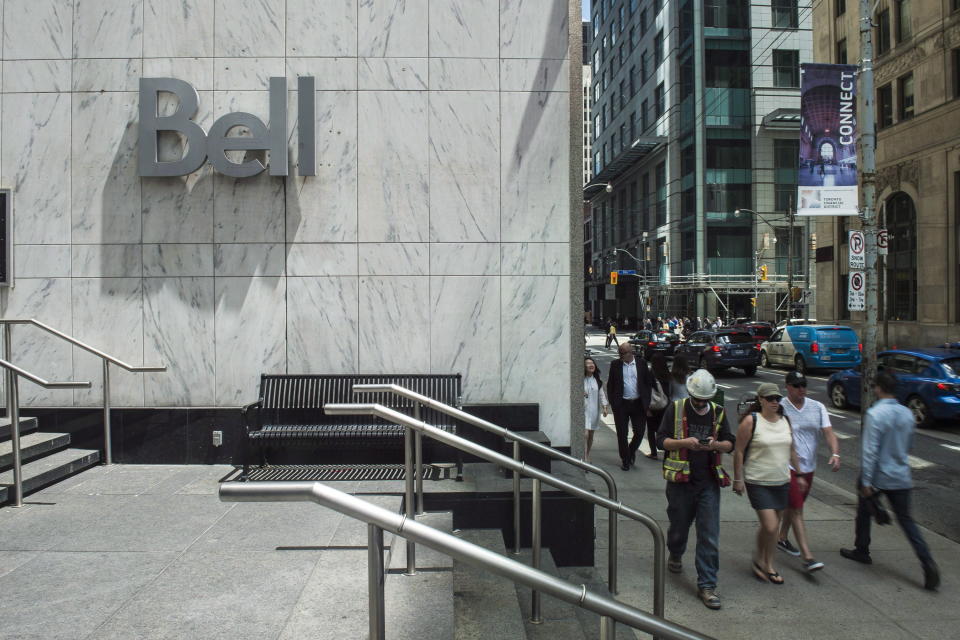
left=675, top=329, right=759, bottom=376
left=732, top=321, right=774, bottom=346
left=760, top=325, right=861, bottom=374
left=629, top=330, right=681, bottom=359
left=776, top=318, right=818, bottom=327
left=827, top=348, right=960, bottom=426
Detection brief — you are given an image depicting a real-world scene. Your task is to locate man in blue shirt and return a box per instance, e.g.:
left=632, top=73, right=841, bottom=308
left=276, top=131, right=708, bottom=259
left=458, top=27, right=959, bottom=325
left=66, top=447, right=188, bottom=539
left=840, top=372, right=940, bottom=590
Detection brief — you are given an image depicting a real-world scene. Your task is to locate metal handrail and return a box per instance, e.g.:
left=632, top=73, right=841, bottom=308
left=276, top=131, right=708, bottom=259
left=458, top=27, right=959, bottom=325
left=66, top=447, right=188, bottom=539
left=351, top=383, right=622, bottom=595
left=0, top=318, right=166, bottom=464
left=0, top=358, right=90, bottom=507
left=219, top=480, right=714, bottom=640
left=325, top=403, right=667, bottom=639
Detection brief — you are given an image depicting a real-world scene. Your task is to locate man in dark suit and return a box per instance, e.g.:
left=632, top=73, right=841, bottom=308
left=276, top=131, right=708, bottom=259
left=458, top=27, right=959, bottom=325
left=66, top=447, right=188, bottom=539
left=607, top=341, right=655, bottom=470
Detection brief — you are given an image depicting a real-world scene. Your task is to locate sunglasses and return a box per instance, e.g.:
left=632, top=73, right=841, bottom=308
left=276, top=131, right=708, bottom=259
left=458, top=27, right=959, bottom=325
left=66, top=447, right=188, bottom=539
left=763, top=395, right=783, bottom=403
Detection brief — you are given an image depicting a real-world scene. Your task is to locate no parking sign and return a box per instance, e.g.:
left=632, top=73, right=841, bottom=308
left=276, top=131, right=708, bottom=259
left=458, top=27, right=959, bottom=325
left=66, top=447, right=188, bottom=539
left=848, top=231, right=865, bottom=269
left=848, top=270, right=865, bottom=311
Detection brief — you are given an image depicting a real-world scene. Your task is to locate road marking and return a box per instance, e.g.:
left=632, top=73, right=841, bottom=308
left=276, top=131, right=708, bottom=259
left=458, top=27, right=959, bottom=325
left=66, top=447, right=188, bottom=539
left=716, top=384, right=734, bottom=389
left=832, top=432, right=854, bottom=440
left=941, top=444, right=960, bottom=453
left=827, top=412, right=846, bottom=419
left=908, top=455, right=936, bottom=470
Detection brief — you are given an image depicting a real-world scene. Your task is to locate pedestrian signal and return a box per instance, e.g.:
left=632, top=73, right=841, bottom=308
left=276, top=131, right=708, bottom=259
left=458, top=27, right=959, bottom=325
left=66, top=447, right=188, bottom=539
left=759, top=265, right=768, bottom=281
left=610, top=271, right=618, bottom=285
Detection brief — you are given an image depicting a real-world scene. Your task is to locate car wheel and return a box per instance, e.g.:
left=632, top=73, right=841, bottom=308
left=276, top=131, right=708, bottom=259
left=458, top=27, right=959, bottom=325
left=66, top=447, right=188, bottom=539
left=743, top=366, right=757, bottom=376
left=760, top=351, right=771, bottom=368
left=906, top=395, right=931, bottom=427
left=794, top=355, right=806, bottom=374
left=829, top=383, right=848, bottom=410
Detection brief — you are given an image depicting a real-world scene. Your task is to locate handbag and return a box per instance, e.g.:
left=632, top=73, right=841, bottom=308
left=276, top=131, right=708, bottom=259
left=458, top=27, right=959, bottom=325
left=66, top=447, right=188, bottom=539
left=649, top=377, right=668, bottom=411
left=865, top=493, right=891, bottom=525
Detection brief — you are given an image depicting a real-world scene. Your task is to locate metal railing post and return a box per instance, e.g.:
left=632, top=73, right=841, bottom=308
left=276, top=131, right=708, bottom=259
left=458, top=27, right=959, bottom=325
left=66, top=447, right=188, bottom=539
left=413, top=403, right=424, bottom=515
left=7, top=372, right=23, bottom=507
left=102, top=360, right=112, bottom=465
left=512, top=440, right=521, bottom=554
left=403, top=426, right=416, bottom=575
left=530, top=478, right=543, bottom=624
left=367, top=523, right=385, bottom=640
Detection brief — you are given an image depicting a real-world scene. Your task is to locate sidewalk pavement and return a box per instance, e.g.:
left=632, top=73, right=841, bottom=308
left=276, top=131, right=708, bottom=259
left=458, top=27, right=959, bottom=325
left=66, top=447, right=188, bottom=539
left=564, top=361, right=956, bottom=639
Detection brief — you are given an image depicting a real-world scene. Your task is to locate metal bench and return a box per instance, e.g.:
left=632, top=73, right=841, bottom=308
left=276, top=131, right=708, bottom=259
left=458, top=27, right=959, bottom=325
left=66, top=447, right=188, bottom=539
left=240, top=374, right=462, bottom=479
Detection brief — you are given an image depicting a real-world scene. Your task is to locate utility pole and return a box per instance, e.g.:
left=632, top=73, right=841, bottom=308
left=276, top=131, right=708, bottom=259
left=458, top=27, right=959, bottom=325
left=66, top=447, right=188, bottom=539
left=786, top=196, right=794, bottom=326
left=859, top=0, right=880, bottom=419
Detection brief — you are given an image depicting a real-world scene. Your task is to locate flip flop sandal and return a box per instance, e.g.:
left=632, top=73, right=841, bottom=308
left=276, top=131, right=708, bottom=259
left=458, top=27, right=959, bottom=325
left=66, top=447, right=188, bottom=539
left=767, top=571, right=784, bottom=585
left=752, top=562, right=769, bottom=583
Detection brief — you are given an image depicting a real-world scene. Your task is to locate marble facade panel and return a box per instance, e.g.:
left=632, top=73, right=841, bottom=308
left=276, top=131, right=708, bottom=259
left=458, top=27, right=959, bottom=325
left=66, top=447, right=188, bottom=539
left=500, top=0, right=569, bottom=60
left=73, top=0, right=143, bottom=58
left=0, top=279, right=74, bottom=406
left=14, top=245, right=72, bottom=279
left=499, top=58, right=569, bottom=92
left=72, top=59, right=142, bottom=93
left=500, top=91, right=569, bottom=242
left=428, top=59, right=498, bottom=91
left=286, top=277, right=360, bottom=374
left=286, top=91, right=358, bottom=242
left=71, top=278, right=145, bottom=407
left=358, top=0, right=428, bottom=57
left=143, top=277, right=216, bottom=406
left=428, top=92, right=499, bottom=242
left=429, top=0, right=499, bottom=58
left=3, top=0, right=72, bottom=60
left=501, top=275, right=571, bottom=446
left=2, top=60, right=71, bottom=93
left=213, top=243, right=285, bottom=277
left=143, top=244, right=214, bottom=278
left=358, top=243, right=428, bottom=276
left=358, top=92, right=429, bottom=242
left=358, top=276, right=429, bottom=373
left=2, top=93, right=72, bottom=244
left=212, top=91, right=284, bottom=242
left=500, top=243, right=568, bottom=276
left=286, top=0, right=357, bottom=57
left=429, top=243, right=500, bottom=276
left=144, top=0, right=215, bottom=58
left=71, top=92, right=141, bottom=244
left=285, top=59, right=358, bottom=91
left=142, top=58, right=215, bottom=91
left=359, top=58, right=428, bottom=91
left=430, top=276, right=501, bottom=401
left=215, top=58, right=286, bottom=91
left=214, top=0, right=284, bottom=57
left=71, top=245, right=143, bottom=278
left=214, top=277, right=286, bottom=406
left=285, top=244, right=358, bottom=277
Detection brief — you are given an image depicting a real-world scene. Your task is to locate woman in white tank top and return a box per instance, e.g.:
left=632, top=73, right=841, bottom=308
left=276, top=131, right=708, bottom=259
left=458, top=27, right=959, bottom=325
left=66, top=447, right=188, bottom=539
left=732, top=383, right=806, bottom=585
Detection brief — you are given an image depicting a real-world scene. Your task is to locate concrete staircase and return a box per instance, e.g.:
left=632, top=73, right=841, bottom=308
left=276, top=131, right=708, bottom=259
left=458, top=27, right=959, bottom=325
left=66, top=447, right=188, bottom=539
left=0, top=416, right=100, bottom=504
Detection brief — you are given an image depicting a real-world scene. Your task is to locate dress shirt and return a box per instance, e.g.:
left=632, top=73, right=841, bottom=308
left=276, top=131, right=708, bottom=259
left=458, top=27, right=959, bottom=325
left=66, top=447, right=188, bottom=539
left=622, top=360, right=639, bottom=400
left=861, top=398, right=915, bottom=490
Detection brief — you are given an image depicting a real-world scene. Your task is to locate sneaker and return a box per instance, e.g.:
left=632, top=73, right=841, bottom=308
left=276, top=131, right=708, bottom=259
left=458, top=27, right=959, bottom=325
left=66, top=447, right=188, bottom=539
left=777, top=539, right=802, bottom=557
left=923, top=562, right=940, bottom=591
left=803, top=559, right=825, bottom=573
left=840, top=548, right=873, bottom=564
left=668, top=554, right=682, bottom=573
left=698, top=587, right=721, bottom=610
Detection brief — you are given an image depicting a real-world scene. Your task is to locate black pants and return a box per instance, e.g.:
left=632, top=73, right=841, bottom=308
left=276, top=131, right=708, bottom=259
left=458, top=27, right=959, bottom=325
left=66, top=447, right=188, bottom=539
left=854, top=487, right=934, bottom=566
left=613, top=399, right=646, bottom=464
left=647, top=408, right=665, bottom=455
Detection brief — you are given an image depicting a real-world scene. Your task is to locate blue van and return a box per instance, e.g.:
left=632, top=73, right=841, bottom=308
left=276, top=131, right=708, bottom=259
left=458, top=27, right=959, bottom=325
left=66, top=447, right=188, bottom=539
left=759, top=325, right=861, bottom=373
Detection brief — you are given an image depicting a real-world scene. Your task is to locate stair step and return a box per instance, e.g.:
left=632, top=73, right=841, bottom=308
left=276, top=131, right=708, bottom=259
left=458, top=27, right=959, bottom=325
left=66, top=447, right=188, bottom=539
left=387, top=511, right=454, bottom=572
left=0, top=432, right=71, bottom=468
left=513, top=548, right=589, bottom=640
left=0, top=417, right=39, bottom=440
left=453, top=529, right=526, bottom=640
left=0, top=448, right=100, bottom=502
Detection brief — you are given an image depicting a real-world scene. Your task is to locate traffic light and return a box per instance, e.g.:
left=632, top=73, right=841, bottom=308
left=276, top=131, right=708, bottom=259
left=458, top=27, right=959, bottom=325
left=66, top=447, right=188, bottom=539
left=750, top=297, right=757, bottom=307
left=610, top=271, right=618, bottom=285
left=759, top=264, right=768, bottom=281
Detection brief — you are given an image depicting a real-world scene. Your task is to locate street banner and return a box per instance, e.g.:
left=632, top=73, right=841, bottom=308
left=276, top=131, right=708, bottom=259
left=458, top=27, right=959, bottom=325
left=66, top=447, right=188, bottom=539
left=797, top=63, right=860, bottom=216
left=848, top=270, right=865, bottom=311
left=848, top=230, right=865, bottom=269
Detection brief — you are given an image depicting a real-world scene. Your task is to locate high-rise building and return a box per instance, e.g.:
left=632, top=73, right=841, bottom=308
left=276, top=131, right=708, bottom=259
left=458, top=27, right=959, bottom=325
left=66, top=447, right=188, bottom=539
left=584, top=0, right=814, bottom=324
left=812, top=0, right=960, bottom=345
left=583, top=21, right=594, bottom=186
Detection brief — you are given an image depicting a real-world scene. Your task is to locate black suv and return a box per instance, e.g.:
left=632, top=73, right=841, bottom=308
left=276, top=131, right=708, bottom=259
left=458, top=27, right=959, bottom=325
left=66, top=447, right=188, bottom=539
left=674, top=329, right=759, bottom=376
left=628, top=330, right=681, bottom=360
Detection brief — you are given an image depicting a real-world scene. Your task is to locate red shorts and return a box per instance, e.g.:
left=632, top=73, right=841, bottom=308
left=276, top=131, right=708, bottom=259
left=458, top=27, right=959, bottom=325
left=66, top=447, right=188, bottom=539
left=788, top=470, right=814, bottom=509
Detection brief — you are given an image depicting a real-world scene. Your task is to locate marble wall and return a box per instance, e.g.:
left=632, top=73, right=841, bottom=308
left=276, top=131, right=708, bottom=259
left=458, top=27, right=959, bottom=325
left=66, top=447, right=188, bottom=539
left=0, top=0, right=575, bottom=445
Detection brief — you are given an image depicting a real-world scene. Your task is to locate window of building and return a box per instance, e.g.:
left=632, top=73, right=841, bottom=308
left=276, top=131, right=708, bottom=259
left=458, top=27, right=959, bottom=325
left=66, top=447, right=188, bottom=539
left=617, top=191, right=627, bottom=242
left=619, top=44, right=626, bottom=66
left=629, top=181, right=639, bottom=237
left=898, top=73, right=914, bottom=120
left=629, top=112, right=636, bottom=141
left=876, top=9, right=891, bottom=55
left=593, top=14, right=600, bottom=38
left=619, top=123, right=626, bottom=150
left=705, top=50, right=750, bottom=87
left=954, top=49, right=960, bottom=99
left=704, top=0, right=749, bottom=29
left=611, top=22, right=617, bottom=46
left=655, top=162, right=667, bottom=227
left=630, top=66, right=636, bottom=95
left=631, top=0, right=639, bottom=14
left=885, top=192, right=917, bottom=321
left=895, top=0, right=912, bottom=43
left=594, top=113, right=601, bottom=139
left=641, top=173, right=651, bottom=230
left=641, top=99, right=649, bottom=131
left=619, top=80, right=626, bottom=110
left=603, top=142, right=609, bottom=165
left=836, top=0, right=846, bottom=16
left=655, top=83, right=665, bottom=118
left=619, top=5, right=626, bottom=29
left=836, top=38, right=847, bottom=65
left=629, top=27, right=636, bottom=51
left=772, top=0, right=799, bottom=29
left=877, top=83, right=893, bottom=128
left=655, top=30, right=663, bottom=64
left=640, top=8, right=648, bottom=33
left=611, top=133, right=618, bottom=156
left=954, top=0, right=960, bottom=12
left=641, top=50, right=649, bottom=82
left=772, top=50, right=800, bottom=88
left=594, top=150, right=602, bottom=174
left=774, top=139, right=800, bottom=212
left=594, top=81, right=601, bottom=102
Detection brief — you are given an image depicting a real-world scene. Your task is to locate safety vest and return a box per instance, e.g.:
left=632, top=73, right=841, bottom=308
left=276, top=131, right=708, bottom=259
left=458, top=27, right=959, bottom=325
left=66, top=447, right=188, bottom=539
left=662, top=399, right=732, bottom=487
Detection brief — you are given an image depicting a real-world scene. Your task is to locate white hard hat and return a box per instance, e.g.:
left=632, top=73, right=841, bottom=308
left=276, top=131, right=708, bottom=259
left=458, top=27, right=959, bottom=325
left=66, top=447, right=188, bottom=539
left=686, top=369, right=717, bottom=400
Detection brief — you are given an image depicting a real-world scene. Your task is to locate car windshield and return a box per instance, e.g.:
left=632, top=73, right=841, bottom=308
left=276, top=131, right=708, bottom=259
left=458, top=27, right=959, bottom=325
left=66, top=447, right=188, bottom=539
left=748, top=326, right=772, bottom=337
left=717, top=333, right=754, bottom=345
left=657, top=333, right=677, bottom=341
left=941, top=358, right=960, bottom=378
left=816, top=328, right=858, bottom=343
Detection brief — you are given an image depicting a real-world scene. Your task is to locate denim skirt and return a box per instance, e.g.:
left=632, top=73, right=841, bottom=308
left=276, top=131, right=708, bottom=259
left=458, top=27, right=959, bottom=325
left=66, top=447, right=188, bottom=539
left=745, top=482, right=789, bottom=511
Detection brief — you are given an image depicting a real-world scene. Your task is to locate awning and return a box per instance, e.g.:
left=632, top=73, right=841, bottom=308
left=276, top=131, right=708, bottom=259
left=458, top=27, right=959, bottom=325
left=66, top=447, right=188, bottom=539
left=584, top=136, right=666, bottom=199
left=761, top=108, right=802, bottom=130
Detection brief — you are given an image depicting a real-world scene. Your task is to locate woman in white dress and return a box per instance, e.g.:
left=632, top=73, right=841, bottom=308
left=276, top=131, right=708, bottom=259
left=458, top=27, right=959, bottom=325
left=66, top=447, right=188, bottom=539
left=584, top=357, right=609, bottom=463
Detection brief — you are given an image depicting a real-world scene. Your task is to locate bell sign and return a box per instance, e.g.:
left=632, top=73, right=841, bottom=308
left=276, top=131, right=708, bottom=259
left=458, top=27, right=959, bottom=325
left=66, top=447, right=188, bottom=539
left=138, top=77, right=316, bottom=178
